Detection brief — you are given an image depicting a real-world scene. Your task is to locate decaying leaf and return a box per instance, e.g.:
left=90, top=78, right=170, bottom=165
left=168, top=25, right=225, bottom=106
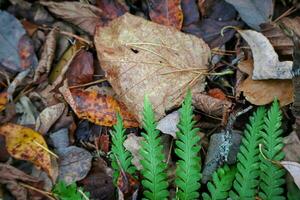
left=0, top=163, right=39, bottom=182
left=192, top=92, right=232, bottom=117
left=35, top=103, right=65, bottom=135
left=144, top=0, right=183, bottom=29
left=49, top=41, right=85, bottom=83
left=225, top=0, right=273, bottom=30
left=281, top=161, right=300, bottom=190
left=237, top=59, right=293, bottom=106
left=0, top=92, right=8, bottom=112
left=0, top=11, right=37, bottom=72
left=95, top=0, right=128, bottom=19
left=95, top=13, right=210, bottom=122
left=33, top=28, right=58, bottom=82
left=124, top=133, right=144, bottom=170
left=40, top=1, right=122, bottom=35
left=66, top=50, right=94, bottom=87
left=280, top=16, right=300, bottom=37
left=238, top=29, right=293, bottom=79
left=59, top=81, right=139, bottom=128
left=0, top=123, right=54, bottom=181
left=50, top=129, right=92, bottom=184
left=261, top=22, right=293, bottom=56
left=156, top=110, right=179, bottom=138
left=283, top=131, right=300, bottom=162
left=182, top=0, right=241, bottom=48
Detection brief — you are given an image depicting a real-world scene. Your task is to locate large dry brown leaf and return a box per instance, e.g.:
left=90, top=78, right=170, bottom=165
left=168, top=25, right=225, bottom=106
left=40, top=1, right=105, bottom=35
left=237, top=59, right=293, bottom=106
left=94, top=13, right=210, bottom=122
left=281, top=16, right=300, bottom=37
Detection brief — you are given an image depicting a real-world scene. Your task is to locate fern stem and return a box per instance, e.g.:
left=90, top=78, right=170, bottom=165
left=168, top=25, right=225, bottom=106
left=229, top=107, right=266, bottom=199
left=175, top=90, right=202, bottom=200
left=140, top=96, right=169, bottom=200
left=259, top=99, right=285, bottom=200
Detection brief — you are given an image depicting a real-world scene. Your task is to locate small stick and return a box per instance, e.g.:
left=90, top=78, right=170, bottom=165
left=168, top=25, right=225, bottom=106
left=68, top=79, right=107, bottom=89
left=19, top=183, right=57, bottom=200
left=33, top=140, right=59, bottom=159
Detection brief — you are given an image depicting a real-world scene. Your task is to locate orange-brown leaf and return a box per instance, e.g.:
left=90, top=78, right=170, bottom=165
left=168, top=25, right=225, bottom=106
left=60, top=82, right=139, bottom=128
left=146, top=0, right=183, bottom=29
left=0, top=123, right=54, bottom=180
left=0, top=92, right=8, bottom=112
left=208, top=88, right=228, bottom=101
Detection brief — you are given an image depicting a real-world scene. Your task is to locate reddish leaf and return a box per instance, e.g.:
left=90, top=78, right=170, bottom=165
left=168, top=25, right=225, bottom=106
left=66, top=50, right=94, bottom=86
left=117, top=172, right=139, bottom=198
left=98, top=134, right=110, bottom=153
left=145, top=0, right=183, bottom=29
left=96, top=0, right=128, bottom=19
left=208, top=88, right=228, bottom=101
left=60, top=81, right=139, bottom=128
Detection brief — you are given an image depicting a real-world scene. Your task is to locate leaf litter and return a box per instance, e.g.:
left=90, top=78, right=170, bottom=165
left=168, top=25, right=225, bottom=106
left=1, top=0, right=300, bottom=199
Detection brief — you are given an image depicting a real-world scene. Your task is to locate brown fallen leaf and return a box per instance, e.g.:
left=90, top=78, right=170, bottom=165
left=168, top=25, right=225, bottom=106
left=95, top=13, right=210, bottom=122
left=66, top=50, right=94, bottom=87
left=96, top=0, right=128, bottom=19
left=208, top=88, right=228, bottom=101
left=35, top=103, right=65, bottom=135
left=237, top=59, right=293, bottom=106
left=280, top=16, right=300, bottom=37
left=261, top=22, right=293, bottom=56
left=192, top=92, right=232, bottom=117
left=40, top=1, right=119, bottom=35
left=0, top=91, right=8, bottom=112
left=34, top=28, right=58, bottom=82
left=59, top=80, right=139, bottom=128
left=283, top=131, right=300, bottom=162
left=0, top=123, right=54, bottom=181
left=144, top=0, right=183, bottom=29
left=124, top=133, right=144, bottom=170
left=281, top=161, right=300, bottom=190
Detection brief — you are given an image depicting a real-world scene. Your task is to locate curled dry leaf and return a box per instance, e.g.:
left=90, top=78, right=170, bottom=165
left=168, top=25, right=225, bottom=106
left=124, top=133, right=144, bottom=170
left=156, top=110, right=179, bottom=138
left=238, top=29, right=293, bottom=80
left=33, top=28, right=58, bottom=82
left=144, top=0, right=183, bottom=29
left=281, top=161, right=300, bottom=190
left=261, top=22, right=293, bottom=56
left=66, top=50, right=94, bottom=87
left=40, top=1, right=121, bottom=35
left=35, top=103, right=65, bottom=135
left=192, top=92, right=232, bottom=117
left=0, top=123, right=54, bottom=181
left=95, top=13, right=210, bottom=122
left=225, top=0, right=273, bottom=30
left=237, top=59, right=293, bottom=106
left=59, top=81, right=139, bottom=128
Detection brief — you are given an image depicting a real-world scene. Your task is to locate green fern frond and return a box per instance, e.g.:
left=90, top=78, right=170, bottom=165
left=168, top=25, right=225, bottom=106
left=259, top=99, right=285, bottom=200
left=110, top=113, right=136, bottom=184
left=53, top=180, right=90, bottom=200
left=202, top=165, right=237, bottom=200
left=229, top=107, right=266, bottom=199
left=139, top=96, right=169, bottom=200
left=174, top=90, right=201, bottom=200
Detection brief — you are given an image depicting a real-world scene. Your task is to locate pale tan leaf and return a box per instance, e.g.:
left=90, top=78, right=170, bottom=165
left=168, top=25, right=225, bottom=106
left=238, top=29, right=293, bottom=80
left=95, top=13, right=210, bottom=122
left=281, top=161, right=300, bottom=190
left=237, top=59, right=293, bottom=106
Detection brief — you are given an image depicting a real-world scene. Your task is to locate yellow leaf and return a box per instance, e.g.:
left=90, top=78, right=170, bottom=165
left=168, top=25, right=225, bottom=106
left=0, top=92, right=8, bottom=112
left=0, top=123, right=54, bottom=181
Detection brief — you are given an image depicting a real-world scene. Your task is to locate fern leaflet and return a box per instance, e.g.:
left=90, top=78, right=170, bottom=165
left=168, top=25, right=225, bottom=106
left=229, top=107, right=266, bottom=199
left=202, top=165, right=237, bottom=200
left=259, top=99, right=285, bottom=200
left=139, top=96, right=169, bottom=200
left=110, top=113, right=136, bottom=183
left=175, top=90, right=202, bottom=200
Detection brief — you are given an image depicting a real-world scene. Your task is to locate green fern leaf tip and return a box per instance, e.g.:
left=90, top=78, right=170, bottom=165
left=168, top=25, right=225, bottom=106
left=175, top=90, right=202, bottom=200
left=53, top=180, right=90, bottom=200
left=259, top=99, right=285, bottom=199
left=140, top=96, right=169, bottom=200
left=202, top=165, right=237, bottom=200
left=230, top=107, right=266, bottom=199
left=110, top=113, right=136, bottom=184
